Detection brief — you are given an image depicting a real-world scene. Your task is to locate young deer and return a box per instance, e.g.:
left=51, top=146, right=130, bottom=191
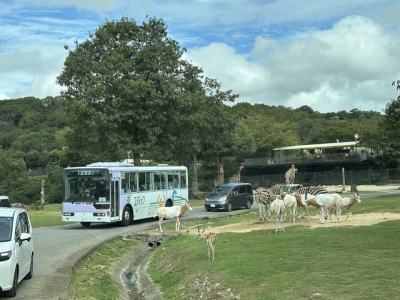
left=197, top=226, right=217, bottom=260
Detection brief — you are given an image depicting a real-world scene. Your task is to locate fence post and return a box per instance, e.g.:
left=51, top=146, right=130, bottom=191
left=341, top=168, right=346, bottom=192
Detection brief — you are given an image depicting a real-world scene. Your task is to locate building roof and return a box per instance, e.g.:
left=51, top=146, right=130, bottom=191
left=273, top=141, right=359, bottom=151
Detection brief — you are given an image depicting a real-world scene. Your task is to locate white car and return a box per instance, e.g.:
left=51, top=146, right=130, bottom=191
left=0, top=207, right=34, bottom=297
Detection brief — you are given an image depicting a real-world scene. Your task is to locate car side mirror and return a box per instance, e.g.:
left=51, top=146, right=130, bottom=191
left=19, top=232, right=32, bottom=245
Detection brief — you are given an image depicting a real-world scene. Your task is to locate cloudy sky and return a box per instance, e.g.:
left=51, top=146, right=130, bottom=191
left=1, top=0, right=400, bottom=113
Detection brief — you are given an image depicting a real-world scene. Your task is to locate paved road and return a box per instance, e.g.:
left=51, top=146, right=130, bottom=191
left=4, top=204, right=259, bottom=300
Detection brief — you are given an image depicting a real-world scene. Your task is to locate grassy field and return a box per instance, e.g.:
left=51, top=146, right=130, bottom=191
left=28, top=203, right=65, bottom=227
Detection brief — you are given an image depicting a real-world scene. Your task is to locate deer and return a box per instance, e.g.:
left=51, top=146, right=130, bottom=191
left=197, top=226, right=217, bottom=260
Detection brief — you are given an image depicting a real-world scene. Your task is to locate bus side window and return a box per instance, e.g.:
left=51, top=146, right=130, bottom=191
left=180, top=173, right=186, bottom=188
left=154, top=173, right=161, bottom=190
left=121, top=173, right=128, bottom=193
left=139, top=172, right=150, bottom=191
left=129, top=172, right=137, bottom=192
left=167, top=174, right=174, bottom=189
left=173, top=173, right=180, bottom=188
left=160, top=172, right=167, bottom=190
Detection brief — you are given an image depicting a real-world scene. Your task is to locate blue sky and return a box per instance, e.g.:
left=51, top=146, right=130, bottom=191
left=1, top=0, right=400, bottom=113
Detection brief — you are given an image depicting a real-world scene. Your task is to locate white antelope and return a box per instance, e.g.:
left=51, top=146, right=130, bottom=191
left=339, top=192, right=361, bottom=221
left=293, top=193, right=310, bottom=221
left=283, top=193, right=297, bottom=223
left=197, top=226, right=217, bottom=260
left=270, top=195, right=286, bottom=233
left=306, top=193, right=343, bottom=224
left=154, top=200, right=192, bottom=233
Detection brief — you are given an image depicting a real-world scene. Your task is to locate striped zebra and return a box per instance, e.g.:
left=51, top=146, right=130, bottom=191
left=269, top=184, right=283, bottom=196
left=253, top=187, right=276, bottom=221
left=294, top=186, right=328, bottom=196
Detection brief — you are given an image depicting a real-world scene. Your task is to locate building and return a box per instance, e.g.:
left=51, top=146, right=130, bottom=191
left=243, top=141, right=373, bottom=176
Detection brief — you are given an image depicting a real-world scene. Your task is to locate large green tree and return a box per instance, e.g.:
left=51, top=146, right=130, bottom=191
left=57, top=16, right=231, bottom=165
left=371, top=81, right=400, bottom=168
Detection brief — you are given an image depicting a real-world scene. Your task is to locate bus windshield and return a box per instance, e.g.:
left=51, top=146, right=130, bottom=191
left=63, top=169, right=110, bottom=202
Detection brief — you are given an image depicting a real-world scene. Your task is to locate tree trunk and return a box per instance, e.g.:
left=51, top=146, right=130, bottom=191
left=134, top=152, right=142, bottom=166
left=192, top=153, right=199, bottom=195
left=215, top=156, right=224, bottom=186
left=40, top=180, right=45, bottom=209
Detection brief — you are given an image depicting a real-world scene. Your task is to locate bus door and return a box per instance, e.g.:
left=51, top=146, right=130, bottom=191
left=111, top=180, right=120, bottom=218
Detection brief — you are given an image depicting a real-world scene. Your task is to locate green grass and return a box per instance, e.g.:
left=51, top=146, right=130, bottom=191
left=147, top=195, right=400, bottom=300
left=28, top=204, right=66, bottom=227
left=68, top=238, right=139, bottom=300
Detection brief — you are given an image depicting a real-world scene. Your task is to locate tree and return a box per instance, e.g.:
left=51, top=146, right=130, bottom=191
left=57, top=17, right=214, bottom=165
left=239, top=111, right=299, bottom=156
left=371, top=81, right=400, bottom=168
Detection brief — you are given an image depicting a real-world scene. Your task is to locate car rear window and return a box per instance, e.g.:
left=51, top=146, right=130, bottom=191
left=0, top=199, right=11, bottom=207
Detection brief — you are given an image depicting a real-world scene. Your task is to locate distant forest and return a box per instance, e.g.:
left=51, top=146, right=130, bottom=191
left=0, top=96, right=398, bottom=204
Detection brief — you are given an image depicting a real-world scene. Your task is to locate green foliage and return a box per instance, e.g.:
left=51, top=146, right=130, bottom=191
left=44, top=164, right=63, bottom=203
left=239, top=110, right=300, bottom=155
left=368, top=81, right=400, bottom=168
left=7, top=176, right=43, bottom=204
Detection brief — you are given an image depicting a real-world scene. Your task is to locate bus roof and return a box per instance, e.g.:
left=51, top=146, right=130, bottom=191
left=86, top=162, right=135, bottom=167
left=65, top=162, right=187, bottom=172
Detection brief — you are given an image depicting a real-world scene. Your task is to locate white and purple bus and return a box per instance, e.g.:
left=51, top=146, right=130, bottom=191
left=62, top=162, right=188, bottom=227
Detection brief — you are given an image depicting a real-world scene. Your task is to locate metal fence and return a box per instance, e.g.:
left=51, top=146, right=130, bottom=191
left=240, top=169, right=400, bottom=188
left=193, top=169, right=400, bottom=195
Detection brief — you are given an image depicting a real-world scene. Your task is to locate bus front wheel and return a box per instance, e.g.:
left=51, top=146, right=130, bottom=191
left=121, top=207, right=132, bottom=226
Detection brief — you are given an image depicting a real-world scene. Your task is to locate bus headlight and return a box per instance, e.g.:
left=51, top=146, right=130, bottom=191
left=93, top=213, right=106, bottom=216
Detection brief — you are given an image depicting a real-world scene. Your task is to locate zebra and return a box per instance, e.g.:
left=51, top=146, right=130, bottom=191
left=269, top=184, right=283, bottom=197
left=253, top=187, right=277, bottom=221
left=294, top=186, right=328, bottom=196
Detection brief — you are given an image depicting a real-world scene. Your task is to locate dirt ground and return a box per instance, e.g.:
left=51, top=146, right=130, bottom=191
left=204, top=211, right=400, bottom=233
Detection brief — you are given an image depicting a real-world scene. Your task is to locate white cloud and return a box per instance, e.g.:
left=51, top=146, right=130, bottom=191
left=16, top=0, right=117, bottom=13
left=185, top=14, right=400, bottom=112
left=185, top=43, right=270, bottom=97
